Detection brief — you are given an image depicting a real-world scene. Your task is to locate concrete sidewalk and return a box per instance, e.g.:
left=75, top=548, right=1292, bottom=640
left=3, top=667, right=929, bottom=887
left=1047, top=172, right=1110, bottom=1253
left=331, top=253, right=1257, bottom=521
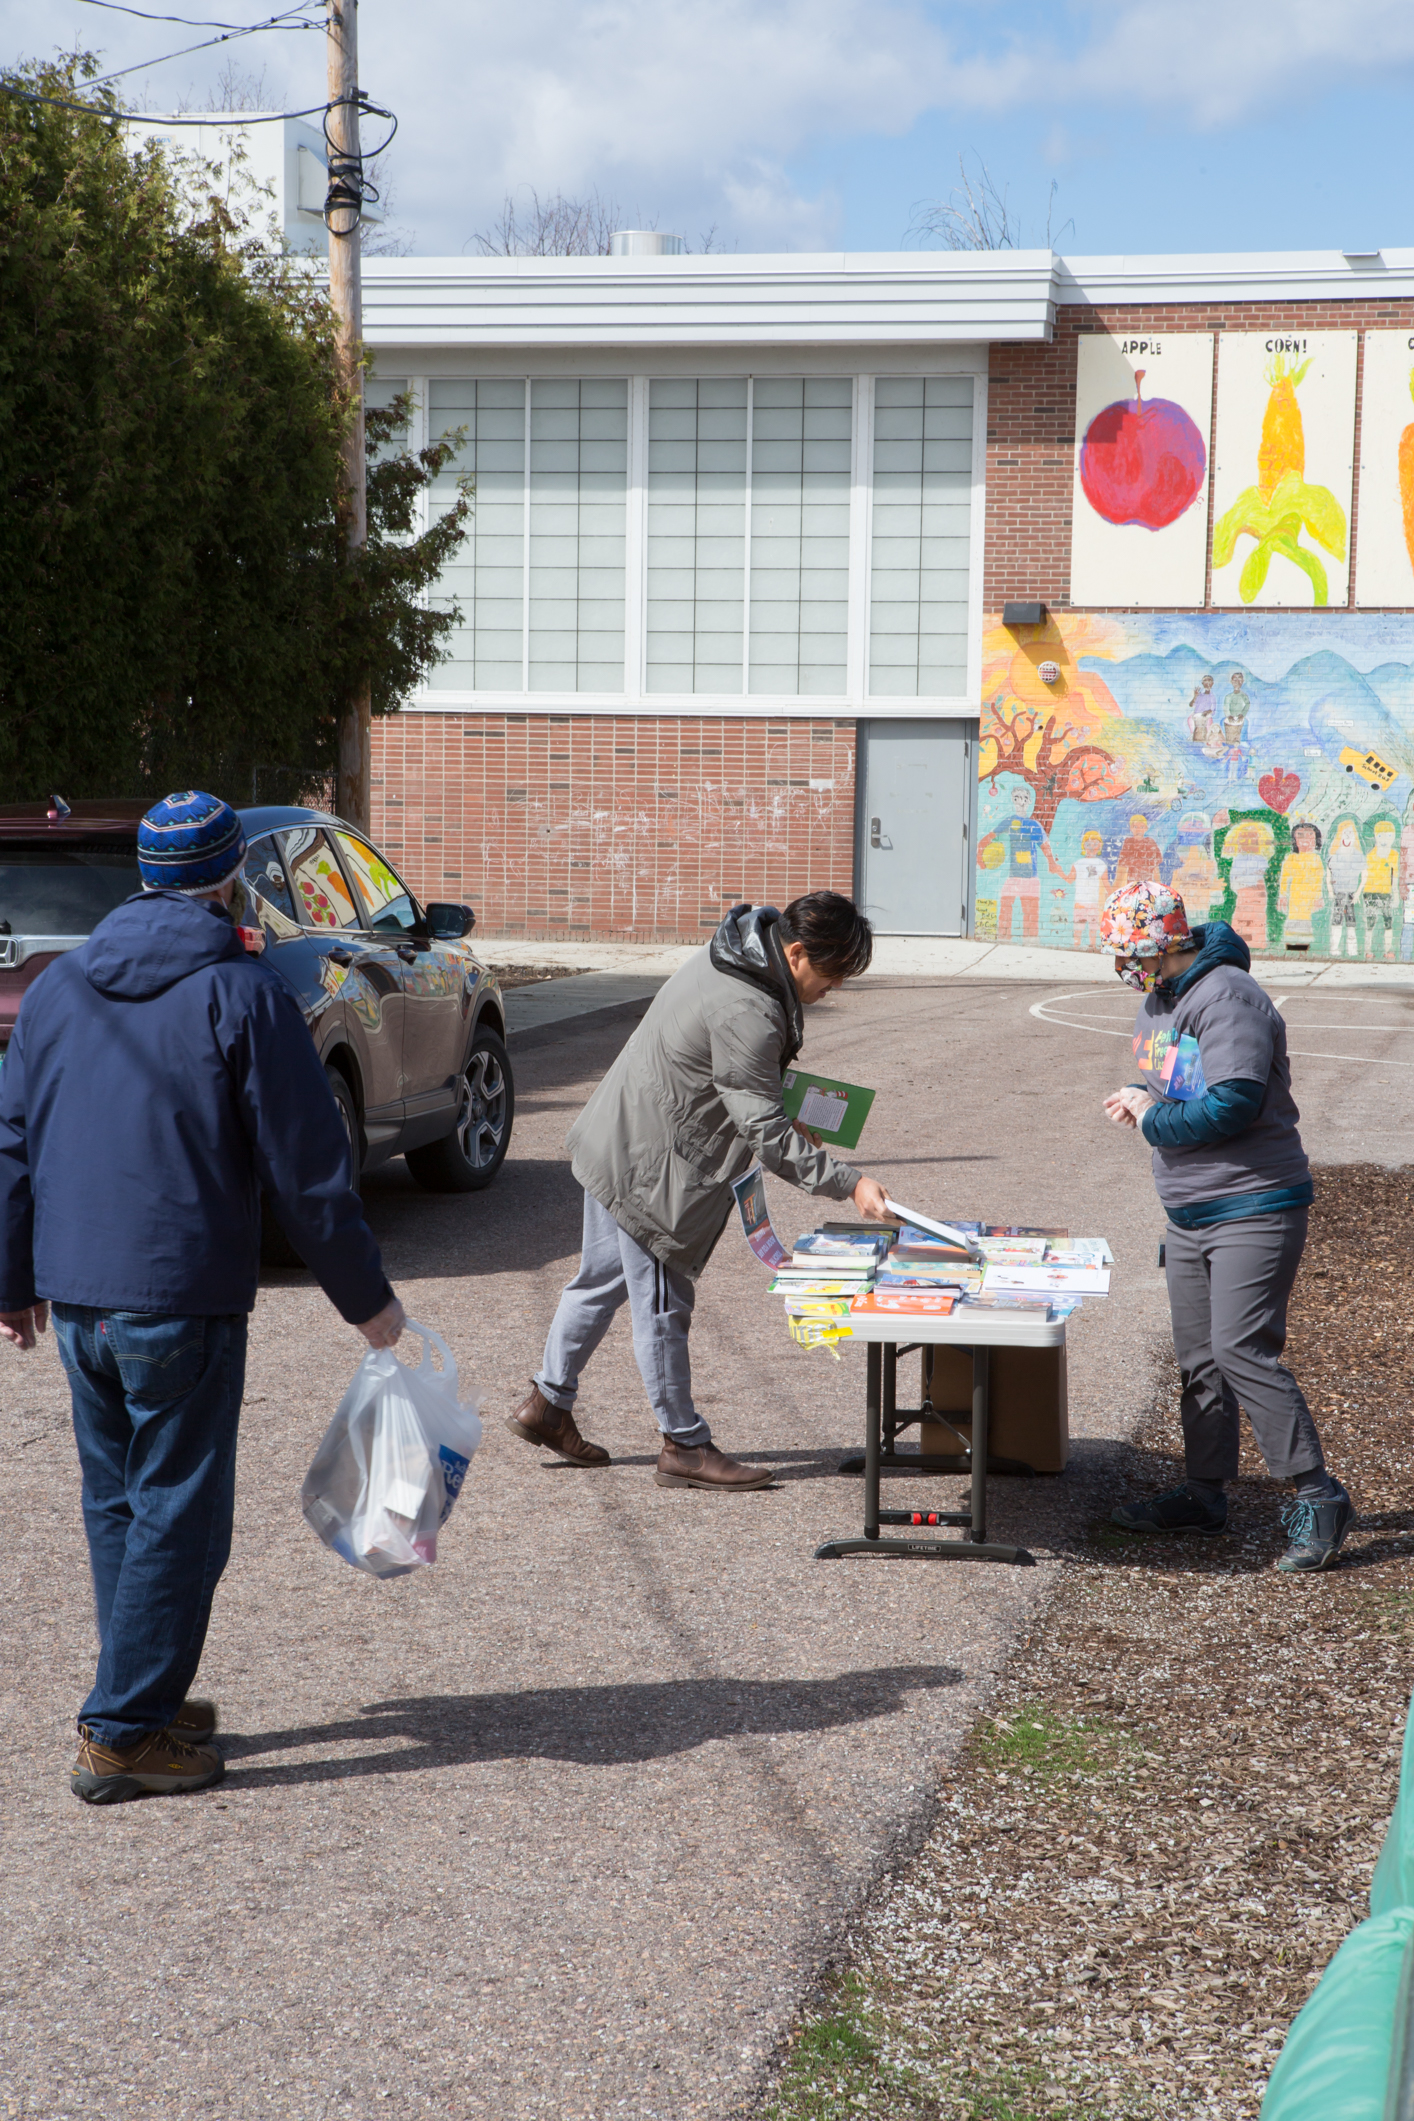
left=483, top=932, right=1414, bottom=995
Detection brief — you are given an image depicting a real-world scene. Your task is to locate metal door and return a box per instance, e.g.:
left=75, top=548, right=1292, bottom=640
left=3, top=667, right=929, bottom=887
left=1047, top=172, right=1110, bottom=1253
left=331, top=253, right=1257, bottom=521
left=856, top=719, right=976, bottom=935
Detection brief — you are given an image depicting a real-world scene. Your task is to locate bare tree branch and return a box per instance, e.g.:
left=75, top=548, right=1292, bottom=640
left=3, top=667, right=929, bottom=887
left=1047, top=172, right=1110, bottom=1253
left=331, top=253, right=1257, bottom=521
left=468, top=187, right=625, bottom=258
left=908, top=152, right=1074, bottom=252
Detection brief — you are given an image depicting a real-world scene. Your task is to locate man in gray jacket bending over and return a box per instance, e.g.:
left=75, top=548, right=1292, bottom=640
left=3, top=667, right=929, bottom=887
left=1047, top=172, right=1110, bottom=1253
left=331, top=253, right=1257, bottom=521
left=508, top=893, right=889, bottom=1490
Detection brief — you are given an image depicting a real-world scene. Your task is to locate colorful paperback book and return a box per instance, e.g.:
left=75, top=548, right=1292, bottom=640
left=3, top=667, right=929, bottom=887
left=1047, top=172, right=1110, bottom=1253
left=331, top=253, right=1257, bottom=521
left=770, top=1276, right=874, bottom=1298
left=851, top=1289, right=957, bottom=1317
left=731, top=1165, right=790, bottom=1270
left=883, top=1200, right=984, bottom=1259
left=792, top=1232, right=889, bottom=1263
left=982, top=1225, right=1070, bottom=1240
left=960, top=1292, right=1054, bottom=1315
left=895, top=1228, right=975, bottom=1261
left=780, top=1068, right=875, bottom=1151
left=783, top=1298, right=854, bottom=1319
left=985, top=1262, right=1111, bottom=1295
left=977, top=1237, right=1051, bottom=1263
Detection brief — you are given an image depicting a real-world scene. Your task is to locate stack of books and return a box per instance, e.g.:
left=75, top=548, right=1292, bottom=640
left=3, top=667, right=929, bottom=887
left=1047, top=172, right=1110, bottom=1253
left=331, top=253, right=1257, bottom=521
left=769, top=1229, right=889, bottom=1315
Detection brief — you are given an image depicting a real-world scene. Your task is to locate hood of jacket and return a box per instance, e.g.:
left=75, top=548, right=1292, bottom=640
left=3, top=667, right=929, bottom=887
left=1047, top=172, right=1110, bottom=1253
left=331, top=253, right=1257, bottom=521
left=708, top=902, right=804, bottom=1067
left=1164, top=919, right=1250, bottom=1001
left=78, top=889, right=246, bottom=1002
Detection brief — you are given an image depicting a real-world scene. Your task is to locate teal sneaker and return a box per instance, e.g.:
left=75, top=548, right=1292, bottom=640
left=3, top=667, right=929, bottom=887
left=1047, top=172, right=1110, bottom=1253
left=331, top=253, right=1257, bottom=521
left=1111, top=1485, right=1227, bottom=1536
left=1276, top=1484, right=1354, bottom=1573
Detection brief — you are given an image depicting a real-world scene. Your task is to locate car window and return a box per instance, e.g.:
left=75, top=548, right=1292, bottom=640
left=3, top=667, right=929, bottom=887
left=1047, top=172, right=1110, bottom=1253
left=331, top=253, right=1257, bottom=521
left=236, top=836, right=303, bottom=941
left=278, top=827, right=361, bottom=932
left=0, top=842, right=139, bottom=935
left=334, top=831, right=419, bottom=934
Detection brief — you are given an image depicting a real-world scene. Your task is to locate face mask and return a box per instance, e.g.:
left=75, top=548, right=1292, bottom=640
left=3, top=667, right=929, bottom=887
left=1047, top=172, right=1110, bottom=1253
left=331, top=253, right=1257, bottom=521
left=1117, top=956, right=1160, bottom=993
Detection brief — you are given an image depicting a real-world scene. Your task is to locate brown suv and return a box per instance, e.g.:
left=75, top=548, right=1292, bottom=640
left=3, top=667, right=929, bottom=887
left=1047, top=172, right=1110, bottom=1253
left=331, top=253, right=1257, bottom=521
left=0, top=800, right=513, bottom=1195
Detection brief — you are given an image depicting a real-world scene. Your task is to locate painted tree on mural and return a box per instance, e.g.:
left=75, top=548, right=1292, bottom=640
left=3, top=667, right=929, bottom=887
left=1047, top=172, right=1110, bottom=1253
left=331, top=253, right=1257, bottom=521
left=980, top=699, right=1130, bottom=831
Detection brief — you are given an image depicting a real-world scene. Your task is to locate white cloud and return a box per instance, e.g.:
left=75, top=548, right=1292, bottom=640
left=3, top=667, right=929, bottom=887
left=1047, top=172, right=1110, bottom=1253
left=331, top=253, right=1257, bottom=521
left=9, top=0, right=1414, bottom=250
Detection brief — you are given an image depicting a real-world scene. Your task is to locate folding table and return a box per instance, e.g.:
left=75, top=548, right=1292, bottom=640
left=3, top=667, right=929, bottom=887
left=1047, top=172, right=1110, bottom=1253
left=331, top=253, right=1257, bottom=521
left=814, top=1307, right=1067, bottom=1565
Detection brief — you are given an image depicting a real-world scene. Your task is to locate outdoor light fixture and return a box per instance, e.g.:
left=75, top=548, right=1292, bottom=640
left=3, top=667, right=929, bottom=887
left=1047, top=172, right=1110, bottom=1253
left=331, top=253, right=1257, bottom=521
left=1002, top=601, right=1047, bottom=627
left=1038, top=661, right=1061, bottom=684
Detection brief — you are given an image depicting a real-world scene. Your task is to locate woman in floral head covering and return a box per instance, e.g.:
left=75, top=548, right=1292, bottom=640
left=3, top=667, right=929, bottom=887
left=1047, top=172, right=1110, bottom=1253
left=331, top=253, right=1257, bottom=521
left=1095, top=880, right=1352, bottom=1573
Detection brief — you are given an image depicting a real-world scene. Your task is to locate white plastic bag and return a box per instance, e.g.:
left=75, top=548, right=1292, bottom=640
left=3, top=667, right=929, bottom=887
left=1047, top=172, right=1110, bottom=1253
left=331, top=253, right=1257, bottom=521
left=301, top=1320, right=482, bottom=1578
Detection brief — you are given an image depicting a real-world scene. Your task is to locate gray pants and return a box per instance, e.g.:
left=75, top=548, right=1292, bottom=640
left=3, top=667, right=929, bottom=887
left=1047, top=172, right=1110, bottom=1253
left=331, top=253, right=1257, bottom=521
left=535, top=1190, right=708, bottom=1446
left=1164, top=1208, right=1325, bottom=1485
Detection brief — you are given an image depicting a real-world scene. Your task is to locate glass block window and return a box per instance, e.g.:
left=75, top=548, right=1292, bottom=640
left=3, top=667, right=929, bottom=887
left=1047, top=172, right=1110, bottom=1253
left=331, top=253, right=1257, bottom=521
left=749, top=378, right=852, bottom=696
left=646, top=378, right=748, bottom=694
left=427, top=378, right=526, bottom=692
left=364, top=375, right=407, bottom=461
left=528, top=379, right=628, bottom=693
left=868, top=376, right=973, bottom=698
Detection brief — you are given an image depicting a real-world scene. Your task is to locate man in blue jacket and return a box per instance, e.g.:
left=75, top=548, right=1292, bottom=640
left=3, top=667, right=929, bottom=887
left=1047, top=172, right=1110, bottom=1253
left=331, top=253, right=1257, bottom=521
left=0, top=792, right=405, bottom=1804
left=1098, top=880, right=1352, bottom=1573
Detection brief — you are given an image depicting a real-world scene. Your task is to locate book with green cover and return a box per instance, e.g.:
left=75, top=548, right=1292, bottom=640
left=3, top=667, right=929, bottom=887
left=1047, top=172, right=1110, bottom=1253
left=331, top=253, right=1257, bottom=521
left=780, top=1068, right=875, bottom=1151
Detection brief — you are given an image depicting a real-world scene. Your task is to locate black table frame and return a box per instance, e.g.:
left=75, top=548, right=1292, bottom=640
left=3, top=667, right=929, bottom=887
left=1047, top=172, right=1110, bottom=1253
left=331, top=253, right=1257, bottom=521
left=815, top=1339, right=1034, bottom=1565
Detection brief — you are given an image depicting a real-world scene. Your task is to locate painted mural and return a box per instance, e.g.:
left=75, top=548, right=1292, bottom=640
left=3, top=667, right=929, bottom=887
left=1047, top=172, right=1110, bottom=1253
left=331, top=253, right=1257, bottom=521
left=1210, top=333, right=1356, bottom=609
left=976, top=612, right=1414, bottom=958
left=1356, top=330, right=1414, bottom=607
left=1070, top=333, right=1213, bottom=608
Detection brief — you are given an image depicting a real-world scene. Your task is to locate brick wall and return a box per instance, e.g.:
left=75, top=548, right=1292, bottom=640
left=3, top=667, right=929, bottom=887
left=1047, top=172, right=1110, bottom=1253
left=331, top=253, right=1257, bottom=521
left=371, top=713, right=857, bottom=942
left=984, top=297, right=1414, bottom=615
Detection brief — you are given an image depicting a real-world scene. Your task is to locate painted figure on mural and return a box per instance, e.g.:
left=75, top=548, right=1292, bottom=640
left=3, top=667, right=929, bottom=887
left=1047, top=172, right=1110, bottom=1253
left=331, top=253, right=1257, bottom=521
left=1326, top=817, right=1364, bottom=958
left=1115, top=813, right=1162, bottom=889
left=1222, top=671, right=1252, bottom=739
left=976, top=784, right=1059, bottom=942
left=1066, top=828, right=1112, bottom=948
left=1277, top=820, right=1325, bottom=952
left=1402, top=797, right=1414, bottom=961
left=1362, top=818, right=1400, bottom=959
left=1223, top=817, right=1275, bottom=951
left=1186, top=674, right=1217, bottom=746
left=1169, top=811, right=1219, bottom=921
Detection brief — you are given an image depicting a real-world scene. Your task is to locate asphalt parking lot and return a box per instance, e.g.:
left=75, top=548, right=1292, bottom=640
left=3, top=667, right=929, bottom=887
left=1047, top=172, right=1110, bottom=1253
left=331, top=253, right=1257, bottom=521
left=2, top=973, right=1408, bottom=2120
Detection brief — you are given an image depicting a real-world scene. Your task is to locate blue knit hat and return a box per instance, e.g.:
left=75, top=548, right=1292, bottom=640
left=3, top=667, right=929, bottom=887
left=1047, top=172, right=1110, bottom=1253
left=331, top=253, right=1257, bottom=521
left=138, top=791, right=247, bottom=895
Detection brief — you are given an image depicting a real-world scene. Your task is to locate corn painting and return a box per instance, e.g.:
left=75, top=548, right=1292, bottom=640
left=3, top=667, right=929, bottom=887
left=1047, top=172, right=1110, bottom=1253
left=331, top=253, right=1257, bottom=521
left=1212, top=354, right=1348, bottom=604
left=1400, top=367, right=1414, bottom=575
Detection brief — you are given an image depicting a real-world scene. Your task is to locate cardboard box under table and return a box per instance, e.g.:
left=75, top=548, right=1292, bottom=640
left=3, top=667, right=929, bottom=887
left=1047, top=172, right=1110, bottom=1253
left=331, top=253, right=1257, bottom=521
left=817, top=1308, right=1067, bottom=1567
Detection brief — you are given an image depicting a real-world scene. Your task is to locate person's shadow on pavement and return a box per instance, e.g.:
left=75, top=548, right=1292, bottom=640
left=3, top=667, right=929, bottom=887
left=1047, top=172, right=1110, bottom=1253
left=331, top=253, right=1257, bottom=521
left=219, top=1664, right=964, bottom=1787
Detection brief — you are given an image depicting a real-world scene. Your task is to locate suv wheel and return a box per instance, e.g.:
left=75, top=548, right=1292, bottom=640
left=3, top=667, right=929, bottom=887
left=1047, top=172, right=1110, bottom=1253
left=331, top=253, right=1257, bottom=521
left=260, top=1064, right=362, bottom=1267
left=406, top=1026, right=513, bottom=1193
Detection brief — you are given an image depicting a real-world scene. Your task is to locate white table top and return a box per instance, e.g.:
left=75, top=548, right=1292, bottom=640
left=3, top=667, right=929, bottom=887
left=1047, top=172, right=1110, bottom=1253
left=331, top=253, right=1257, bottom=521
left=838, top=1308, right=1068, bottom=1349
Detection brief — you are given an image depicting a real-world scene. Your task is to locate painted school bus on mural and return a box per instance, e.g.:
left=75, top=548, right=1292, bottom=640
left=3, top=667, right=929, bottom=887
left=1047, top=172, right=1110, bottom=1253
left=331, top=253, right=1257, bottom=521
left=976, top=613, right=1414, bottom=962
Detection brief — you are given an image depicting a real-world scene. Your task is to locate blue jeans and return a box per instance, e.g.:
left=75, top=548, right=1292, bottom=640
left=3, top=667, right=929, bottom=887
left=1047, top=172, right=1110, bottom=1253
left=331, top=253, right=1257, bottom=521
left=53, top=1305, right=247, bottom=1748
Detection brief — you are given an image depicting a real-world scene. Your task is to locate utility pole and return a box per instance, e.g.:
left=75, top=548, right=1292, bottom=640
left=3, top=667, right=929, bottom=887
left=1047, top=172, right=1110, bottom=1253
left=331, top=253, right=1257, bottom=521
left=325, top=0, right=370, bottom=830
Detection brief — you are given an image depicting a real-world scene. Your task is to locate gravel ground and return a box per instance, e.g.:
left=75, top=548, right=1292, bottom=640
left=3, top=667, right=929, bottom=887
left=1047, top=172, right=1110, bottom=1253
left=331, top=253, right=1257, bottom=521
left=0, top=978, right=1405, bottom=2119
left=762, top=1165, right=1414, bottom=2121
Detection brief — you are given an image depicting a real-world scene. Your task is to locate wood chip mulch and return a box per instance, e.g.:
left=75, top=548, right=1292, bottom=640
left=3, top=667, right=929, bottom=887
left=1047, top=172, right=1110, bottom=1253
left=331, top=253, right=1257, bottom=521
left=769, top=1165, right=1414, bottom=2120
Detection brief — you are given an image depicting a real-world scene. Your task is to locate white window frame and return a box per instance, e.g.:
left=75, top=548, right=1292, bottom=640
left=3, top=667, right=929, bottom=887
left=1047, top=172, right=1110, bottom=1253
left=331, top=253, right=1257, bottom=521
left=395, top=345, right=987, bottom=721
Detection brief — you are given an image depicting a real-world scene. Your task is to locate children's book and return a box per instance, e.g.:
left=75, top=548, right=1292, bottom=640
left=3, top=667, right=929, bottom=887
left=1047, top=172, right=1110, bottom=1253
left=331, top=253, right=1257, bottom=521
left=780, top=1069, right=876, bottom=1151
left=883, top=1201, right=984, bottom=1259
left=850, top=1289, right=957, bottom=1317
left=984, top=1263, right=1111, bottom=1295
left=770, top=1276, right=874, bottom=1298
left=792, top=1231, right=889, bottom=1263
left=731, top=1166, right=790, bottom=1269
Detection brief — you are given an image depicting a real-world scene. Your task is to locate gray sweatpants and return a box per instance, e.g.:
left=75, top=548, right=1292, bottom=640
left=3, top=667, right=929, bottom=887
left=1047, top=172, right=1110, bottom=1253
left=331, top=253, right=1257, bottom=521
left=1164, top=1208, right=1326, bottom=1485
left=534, top=1190, right=708, bottom=1447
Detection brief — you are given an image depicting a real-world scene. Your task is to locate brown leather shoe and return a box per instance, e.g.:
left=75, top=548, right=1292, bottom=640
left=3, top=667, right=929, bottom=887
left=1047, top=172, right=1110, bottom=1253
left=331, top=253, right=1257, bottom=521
left=72, top=1725, right=224, bottom=1805
left=505, top=1384, right=610, bottom=1467
left=654, top=1438, right=774, bottom=1490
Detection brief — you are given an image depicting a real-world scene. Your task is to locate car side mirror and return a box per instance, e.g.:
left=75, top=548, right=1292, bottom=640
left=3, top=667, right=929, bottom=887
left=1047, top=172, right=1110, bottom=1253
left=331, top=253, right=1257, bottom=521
left=424, top=901, right=476, bottom=940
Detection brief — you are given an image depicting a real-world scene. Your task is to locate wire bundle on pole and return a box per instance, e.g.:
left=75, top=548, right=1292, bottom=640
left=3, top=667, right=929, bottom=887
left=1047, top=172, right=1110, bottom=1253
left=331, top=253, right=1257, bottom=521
left=322, top=87, right=395, bottom=237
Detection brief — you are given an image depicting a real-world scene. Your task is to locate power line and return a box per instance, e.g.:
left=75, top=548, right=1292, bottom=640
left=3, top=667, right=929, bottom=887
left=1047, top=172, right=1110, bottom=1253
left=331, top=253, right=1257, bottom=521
left=76, top=0, right=316, bottom=28
left=82, top=5, right=322, bottom=89
left=0, top=76, right=326, bottom=124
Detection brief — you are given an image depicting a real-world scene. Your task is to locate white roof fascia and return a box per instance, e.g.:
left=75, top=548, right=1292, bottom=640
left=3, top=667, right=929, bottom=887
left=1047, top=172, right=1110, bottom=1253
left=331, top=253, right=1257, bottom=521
left=360, top=250, right=1057, bottom=348
left=1055, top=250, right=1414, bottom=308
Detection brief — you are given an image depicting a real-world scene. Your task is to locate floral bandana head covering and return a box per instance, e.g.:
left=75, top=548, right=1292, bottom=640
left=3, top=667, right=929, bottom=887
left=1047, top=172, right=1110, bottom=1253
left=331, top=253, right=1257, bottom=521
left=1099, top=882, right=1193, bottom=992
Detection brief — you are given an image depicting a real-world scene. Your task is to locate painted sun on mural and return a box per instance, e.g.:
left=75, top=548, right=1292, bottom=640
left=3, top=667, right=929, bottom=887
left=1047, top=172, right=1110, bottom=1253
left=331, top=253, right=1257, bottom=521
left=977, top=612, right=1414, bottom=959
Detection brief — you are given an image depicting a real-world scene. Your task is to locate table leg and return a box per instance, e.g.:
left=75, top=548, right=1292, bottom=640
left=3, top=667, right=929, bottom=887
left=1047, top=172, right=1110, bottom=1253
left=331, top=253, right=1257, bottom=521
left=863, top=1341, right=882, bottom=1541
left=971, top=1344, right=990, bottom=1545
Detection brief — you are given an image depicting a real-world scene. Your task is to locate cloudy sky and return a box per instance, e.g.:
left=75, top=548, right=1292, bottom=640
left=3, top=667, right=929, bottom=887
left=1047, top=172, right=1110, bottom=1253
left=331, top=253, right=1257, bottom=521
left=10, top=0, right=1413, bottom=257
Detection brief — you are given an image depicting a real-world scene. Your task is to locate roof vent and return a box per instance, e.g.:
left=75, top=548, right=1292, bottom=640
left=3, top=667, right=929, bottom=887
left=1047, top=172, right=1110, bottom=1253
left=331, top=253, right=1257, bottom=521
left=1342, top=249, right=1383, bottom=267
left=608, top=230, right=685, bottom=256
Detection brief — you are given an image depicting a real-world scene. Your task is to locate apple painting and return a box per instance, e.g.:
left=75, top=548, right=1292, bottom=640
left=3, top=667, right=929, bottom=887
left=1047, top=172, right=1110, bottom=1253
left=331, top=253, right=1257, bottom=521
left=1080, top=371, right=1208, bottom=531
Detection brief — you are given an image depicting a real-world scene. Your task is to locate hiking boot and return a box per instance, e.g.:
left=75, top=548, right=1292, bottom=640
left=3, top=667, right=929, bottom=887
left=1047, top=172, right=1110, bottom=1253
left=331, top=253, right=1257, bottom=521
left=1276, top=1483, right=1355, bottom=1573
left=1110, top=1485, right=1228, bottom=1536
left=72, top=1725, right=225, bottom=1805
left=169, top=1698, right=218, bottom=1742
left=505, top=1384, right=610, bottom=1467
left=654, top=1438, right=774, bottom=1491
